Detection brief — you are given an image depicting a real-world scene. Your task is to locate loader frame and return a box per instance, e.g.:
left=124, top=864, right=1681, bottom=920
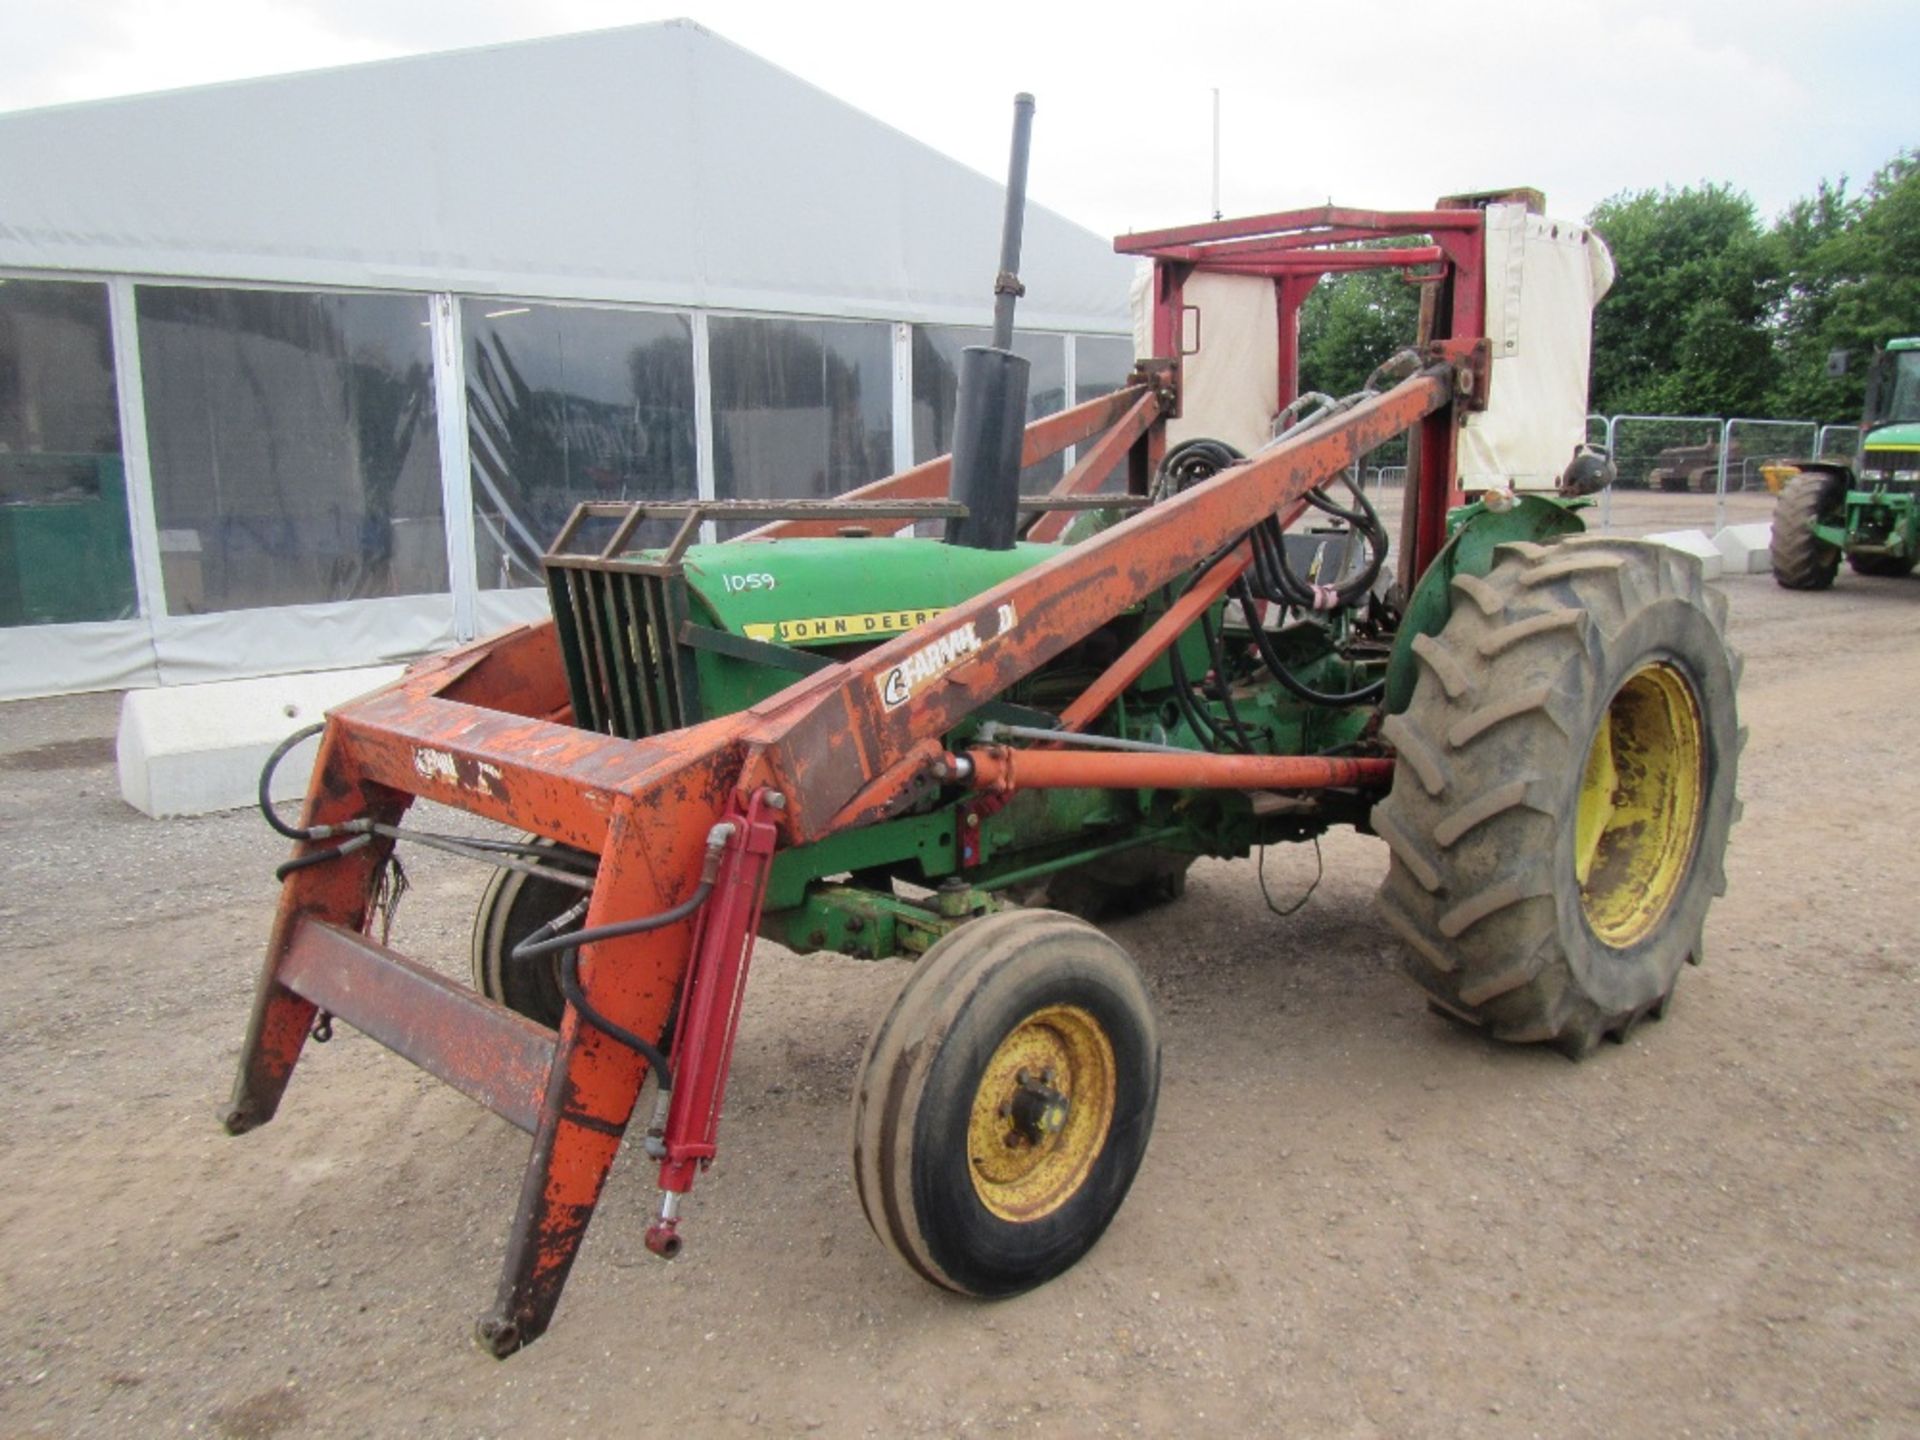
left=225, top=203, right=1492, bottom=1353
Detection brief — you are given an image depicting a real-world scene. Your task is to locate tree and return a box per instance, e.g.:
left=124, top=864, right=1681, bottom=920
left=1296, top=258, right=1423, bottom=399
left=1586, top=184, right=1779, bottom=417
left=1768, top=152, right=1920, bottom=420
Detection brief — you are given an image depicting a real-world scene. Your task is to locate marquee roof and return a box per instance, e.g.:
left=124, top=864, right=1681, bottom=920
left=0, top=20, right=1132, bottom=332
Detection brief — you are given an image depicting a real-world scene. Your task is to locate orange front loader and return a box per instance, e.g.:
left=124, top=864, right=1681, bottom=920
left=225, top=330, right=1475, bottom=1351
left=225, top=141, right=1743, bottom=1354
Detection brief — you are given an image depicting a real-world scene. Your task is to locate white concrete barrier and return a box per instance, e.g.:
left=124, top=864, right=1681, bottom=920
left=117, top=665, right=405, bottom=819
left=1713, top=522, right=1774, bottom=575
left=1643, top=529, right=1725, bottom=580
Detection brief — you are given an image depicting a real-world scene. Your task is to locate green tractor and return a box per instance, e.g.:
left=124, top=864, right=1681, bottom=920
left=1772, top=338, right=1920, bottom=587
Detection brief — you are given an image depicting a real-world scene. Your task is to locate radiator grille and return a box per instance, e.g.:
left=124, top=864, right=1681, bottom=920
left=546, top=563, right=697, bottom=740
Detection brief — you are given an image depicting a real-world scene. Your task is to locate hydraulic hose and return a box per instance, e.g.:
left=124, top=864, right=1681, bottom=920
left=1234, top=577, right=1386, bottom=705
left=510, top=880, right=717, bottom=964
left=258, top=722, right=332, bottom=841
left=260, top=721, right=598, bottom=880
left=509, top=824, right=735, bottom=1084
left=1198, top=606, right=1258, bottom=752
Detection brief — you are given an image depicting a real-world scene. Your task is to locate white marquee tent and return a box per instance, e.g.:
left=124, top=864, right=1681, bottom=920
left=0, top=20, right=1135, bottom=700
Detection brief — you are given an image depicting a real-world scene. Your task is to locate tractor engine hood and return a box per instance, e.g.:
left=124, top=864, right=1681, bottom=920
left=678, top=537, right=1059, bottom=649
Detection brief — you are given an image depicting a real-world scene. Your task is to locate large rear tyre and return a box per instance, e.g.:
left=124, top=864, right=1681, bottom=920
left=1770, top=472, right=1843, bottom=590
left=852, top=908, right=1160, bottom=1296
left=471, top=840, right=593, bottom=1028
left=1373, top=537, right=1743, bottom=1058
left=1847, top=551, right=1916, bottom=578
left=1037, top=845, right=1194, bottom=921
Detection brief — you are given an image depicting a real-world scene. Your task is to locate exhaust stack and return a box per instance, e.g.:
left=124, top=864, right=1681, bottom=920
left=945, top=93, right=1035, bottom=552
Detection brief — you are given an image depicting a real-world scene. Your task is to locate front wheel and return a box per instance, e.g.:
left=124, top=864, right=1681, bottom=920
left=1770, top=472, right=1843, bottom=590
left=1373, top=536, right=1743, bottom=1057
left=1847, top=551, right=1916, bottom=578
left=471, top=839, right=594, bottom=1028
left=852, top=908, right=1160, bottom=1296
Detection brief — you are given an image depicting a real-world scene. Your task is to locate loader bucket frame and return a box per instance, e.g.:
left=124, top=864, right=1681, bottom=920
left=225, top=203, right=1490, bottom=1353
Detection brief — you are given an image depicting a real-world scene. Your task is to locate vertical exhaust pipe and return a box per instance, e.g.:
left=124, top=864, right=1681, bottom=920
left=945, top=93, right=1035, bottom=551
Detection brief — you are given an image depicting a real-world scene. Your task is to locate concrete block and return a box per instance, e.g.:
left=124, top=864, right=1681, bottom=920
left=1714, top=522, right=1774, bottom=575
left=118, top=665, right=404, bottom=819
left=1643, top=529, right=1725, bottom=580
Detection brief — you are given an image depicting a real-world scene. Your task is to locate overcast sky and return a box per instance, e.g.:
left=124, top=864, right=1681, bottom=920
left=0, top=0, right=1912, bottom=238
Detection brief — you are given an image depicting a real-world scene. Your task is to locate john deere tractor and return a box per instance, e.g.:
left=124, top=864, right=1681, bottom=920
left=1772, top=338, right=1920, bottom=587
left=225, top=111, right=1745, bottom=1355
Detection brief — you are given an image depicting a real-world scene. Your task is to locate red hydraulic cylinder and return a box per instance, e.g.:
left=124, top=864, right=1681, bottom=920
left=642, top=790, right=781, bottom=1259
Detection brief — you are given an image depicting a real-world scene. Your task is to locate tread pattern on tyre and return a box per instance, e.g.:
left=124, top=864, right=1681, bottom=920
left=1372, top=536, right=1742, bottom=1058
left=851, top=908, right=1158, bottom=1295
left=1771, top=472, right=1842, bottom=590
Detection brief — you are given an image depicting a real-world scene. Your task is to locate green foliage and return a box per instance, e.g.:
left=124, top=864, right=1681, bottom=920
left=1297, top=257, right=1422, bottom=399
left=1587, top=184, right=1779, bottom=417
left=1582, top=152, right=1920, bottom=425
left=1767, top=153, right=1920, bottom=420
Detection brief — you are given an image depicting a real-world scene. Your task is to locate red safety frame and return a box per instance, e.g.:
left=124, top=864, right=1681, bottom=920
left=1117, top=203, right=1488, bottom=586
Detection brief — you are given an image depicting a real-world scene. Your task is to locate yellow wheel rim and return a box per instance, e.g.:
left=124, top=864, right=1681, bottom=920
left=1575, top=661, right=1705, bottom=948
left=967, top=1004, right=1116, bottom=1223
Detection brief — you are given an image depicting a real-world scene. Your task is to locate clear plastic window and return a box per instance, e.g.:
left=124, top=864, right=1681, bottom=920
left=0, top=278, right=135, bottom=626
left=710, top=316, right=892, bottom=536
left=137, top=286, right=444, bottom=613
left=464, top=301, right=697, bottom=586
left=911, top=327, right=1067, bottom=485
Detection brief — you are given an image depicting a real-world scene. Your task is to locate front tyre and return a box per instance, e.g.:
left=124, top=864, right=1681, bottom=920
left=1373, top=537, right=1743, bottom=1057
left=1847, top=551, right=1916, bottom=578
left=471, top=839, right=593, bottom=1028
left=1770, top=472, right=1843, bottom=590
left=852, top=908, right=1160, bottom=1296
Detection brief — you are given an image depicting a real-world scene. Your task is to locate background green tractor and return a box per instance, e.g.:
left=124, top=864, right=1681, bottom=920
left=1772, top=338, right=1920, bottom=587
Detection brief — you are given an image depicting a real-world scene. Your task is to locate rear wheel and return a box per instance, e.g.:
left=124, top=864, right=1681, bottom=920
left=1038, top=845, right=1194, bottom=921
left=852, top=908, right=1160, bottom=1295
left=1770, top=472, right=1843, bottom=590
left=1373, top=536, right=1743, bottom=1057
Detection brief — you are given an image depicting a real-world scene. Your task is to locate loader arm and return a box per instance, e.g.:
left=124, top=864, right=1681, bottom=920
left=742, top=357, right=1466, bottom=841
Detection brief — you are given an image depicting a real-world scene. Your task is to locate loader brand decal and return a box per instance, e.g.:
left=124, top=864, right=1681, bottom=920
left=414, top=746, right=459, bottom=786
left=877, top=603, right=1019, bottom=711
left=742, top=607, right=945, bottom=646
left=412, top=746, right=508, bottom=800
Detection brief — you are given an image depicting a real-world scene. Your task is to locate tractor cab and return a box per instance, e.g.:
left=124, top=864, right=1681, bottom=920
left=1860, top=339, right=1920, bottom=483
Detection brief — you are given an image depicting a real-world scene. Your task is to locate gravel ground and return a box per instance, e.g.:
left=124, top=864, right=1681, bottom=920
left=2, top=511, right=1917, bottom=1438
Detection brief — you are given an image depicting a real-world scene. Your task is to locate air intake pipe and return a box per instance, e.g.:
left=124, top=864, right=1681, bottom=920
left=945, top=93, right=1035, bottom=552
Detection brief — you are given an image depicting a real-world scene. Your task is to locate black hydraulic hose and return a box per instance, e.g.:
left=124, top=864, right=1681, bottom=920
left=258, top=722, right=330, bottom=840
left=511, top=825, right=734, bottom=1081
left=1235, top=578, right=1386, bottom=706
left=525, top=886, right=714, bottom=1086
left=1199, top=607, right=1258, bottom=753
left=1155, top=437, right=1246, bottom=499
left=261, top=721, right=598, bottom=882
left=1159, top=580, right=1238, bottom=754
left=511, top=882, right=716, bottom=964
left=565, top=950, right=676, bottom=1089
left=1165, top=637, right=1232, bottom=753
left=275, top=833, right=374, bottom=881
left=1247, top=495, right=1388, bottom=613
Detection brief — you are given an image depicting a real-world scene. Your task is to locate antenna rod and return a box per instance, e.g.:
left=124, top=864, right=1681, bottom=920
left=1211, top=88, right=1222, bottom=220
